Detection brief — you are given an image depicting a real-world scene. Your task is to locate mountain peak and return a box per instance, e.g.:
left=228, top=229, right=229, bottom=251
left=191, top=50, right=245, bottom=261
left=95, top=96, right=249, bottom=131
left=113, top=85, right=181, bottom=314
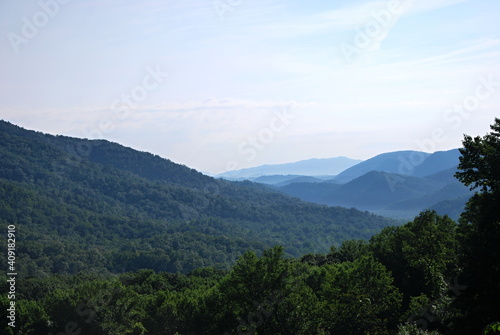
left=333, top=149, right=460, bottom=184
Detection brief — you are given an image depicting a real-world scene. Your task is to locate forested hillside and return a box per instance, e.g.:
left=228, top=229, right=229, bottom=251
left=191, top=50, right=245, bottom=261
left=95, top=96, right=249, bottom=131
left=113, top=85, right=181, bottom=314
left=278, top=170, right=472, bottom=220
left=0, top=120, right=395, bottom=276
left=1, top=208, right=498, bottom=334
left=1, top=118, right=499, bottom=335
left=0, top=212, right=460, bottom=334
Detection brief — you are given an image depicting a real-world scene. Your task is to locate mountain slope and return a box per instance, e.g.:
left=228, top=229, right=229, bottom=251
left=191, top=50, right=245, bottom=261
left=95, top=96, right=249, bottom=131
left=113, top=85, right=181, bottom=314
left=386, top=181, right=472, bottom=211
left=429, top=195, right=471, bottom=220
left=410, top=149, right=460, bottom=177
left=278, top=169, right=472, bottom=220
left=252, top=175, right=325, bottom=186
left=333, top=151, right=431, bottom=183
left=329, top=171, right=441, bottom=210
left=0, top=120, right=396, bottom=276
left=277, top=182, right=342, bottom=204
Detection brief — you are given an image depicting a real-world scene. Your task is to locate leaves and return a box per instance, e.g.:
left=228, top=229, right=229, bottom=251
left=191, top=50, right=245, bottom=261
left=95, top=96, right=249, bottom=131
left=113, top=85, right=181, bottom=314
left=0, top=120, right=396, bottom=277
left=2, top=119, right=500, bottom=334
left=484, top=322, right=500, bottom=335
left=455, top=118, right=500, bottom=193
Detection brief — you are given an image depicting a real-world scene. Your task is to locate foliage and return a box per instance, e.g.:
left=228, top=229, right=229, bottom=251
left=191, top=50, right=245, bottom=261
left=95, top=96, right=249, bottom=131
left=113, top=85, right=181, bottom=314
left=370, top=210, right=459, bottom=306
left=1, top=118, right=500, bottom=334
left=0, top=213, right=456, bottom=335
left=0, top=120, right=396, bottom=277
left=452, top=118, right=500, bottom=334
left=397, top=323, right=443, bottom=334
left=484, top=322, right=500, bottom=335
left=455, top=118, right=500, bottom=193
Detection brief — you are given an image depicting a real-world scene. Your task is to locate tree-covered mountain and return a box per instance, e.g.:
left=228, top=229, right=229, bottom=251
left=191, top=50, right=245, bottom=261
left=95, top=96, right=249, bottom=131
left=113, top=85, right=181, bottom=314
left=273, top=149, right=470, bottom=220
left=332, top=149, right=460, bottom=184
left=411, top=149, right=461, bottom=177
left=278, top=170, right=471, bottom=220
left=251, top=174, right=327, bottom=186
left=0, top=120, right=396, bottom=276
left=1, top=118, right=499, bottom=335
left=332, top=150, right=430, bottom=183
left=0, top=208, right=490, bottom=335
left=215, top=146, right=466, bottom=220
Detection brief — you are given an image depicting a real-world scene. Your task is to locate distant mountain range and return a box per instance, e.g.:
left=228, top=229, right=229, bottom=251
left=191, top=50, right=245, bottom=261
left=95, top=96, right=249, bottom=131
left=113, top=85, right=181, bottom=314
left=219, top=148, right=471, bottom=220
left=333, top=149, right=461, bottom=183
left=216, top=156, right=362, bottom=179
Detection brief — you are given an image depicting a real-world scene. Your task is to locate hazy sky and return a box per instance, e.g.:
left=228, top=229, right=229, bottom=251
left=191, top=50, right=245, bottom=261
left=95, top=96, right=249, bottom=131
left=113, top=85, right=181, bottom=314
left=1, top=0, right=499, bottom=174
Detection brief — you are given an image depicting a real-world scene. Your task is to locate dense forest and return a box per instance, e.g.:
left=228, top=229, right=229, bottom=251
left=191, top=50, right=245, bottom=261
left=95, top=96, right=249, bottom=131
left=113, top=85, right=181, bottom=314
left=0, top=120, right=396, bottom=275
left=1, top=119, right=500, bottom=334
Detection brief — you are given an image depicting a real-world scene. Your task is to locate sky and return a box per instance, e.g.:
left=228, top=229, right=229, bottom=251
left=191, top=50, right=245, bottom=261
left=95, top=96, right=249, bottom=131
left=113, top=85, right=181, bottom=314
left=1, top=0, right=499, bottom=174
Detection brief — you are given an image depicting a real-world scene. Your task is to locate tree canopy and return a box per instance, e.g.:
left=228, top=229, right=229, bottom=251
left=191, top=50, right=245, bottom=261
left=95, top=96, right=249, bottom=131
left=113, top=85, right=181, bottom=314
left=453, top=118, right=500, bottom=334
left=2, top=118, right=500, bottom=334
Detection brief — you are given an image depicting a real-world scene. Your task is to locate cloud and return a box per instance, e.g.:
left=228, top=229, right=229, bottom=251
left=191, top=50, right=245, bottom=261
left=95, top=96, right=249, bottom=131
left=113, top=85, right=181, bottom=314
left=407, top=38, right=500, bottom=68
left=0, top=98, right=301, bottom=138
left=239, top=0, right=470, bottom=41
left=405, top=0, right=471, bottom=15
left=149, top=97, right=299, bottom=112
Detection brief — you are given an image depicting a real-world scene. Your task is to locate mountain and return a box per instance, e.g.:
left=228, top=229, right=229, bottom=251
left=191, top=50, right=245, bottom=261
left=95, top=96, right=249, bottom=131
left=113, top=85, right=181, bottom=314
left=330, top=171, right=441, bottom=210
left=278, top=169, right=472, bottom=220
left=275, top=181, right=342, bottom=204
left=282, top=171, right=439, bottom=209
left=0, top=120, right=396, bottom=276
left=252, top=175, right=325, bottom=186
left=333, top=151, right=431, bottom=183
left=411, top=149, right=461, bottom=177
left=217, top=148, right=467, bottom=220
left=333, top=149, right=460, bottom=184
left=429, top=195, right=471, bottom=219
left=217, top=156, right=362, bottom=179
left=386, top=180, right=472, bottom=212
left=425, top=166, right=461, bottom=184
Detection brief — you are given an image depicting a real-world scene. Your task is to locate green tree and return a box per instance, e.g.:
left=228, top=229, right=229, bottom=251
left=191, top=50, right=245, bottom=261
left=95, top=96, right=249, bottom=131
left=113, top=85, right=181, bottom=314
left=484, top=322, right=500, bottom=335
left=453, top=118, right=500, bottom=334
left=209, top=247, right=290, bottom=334
left=0, top=295, right=15, bottom=335
left=318, top=256, right=402, bottom=335
left=370, top=211, right=459, bottom=304
left=330, top=239, right=370, bottom=263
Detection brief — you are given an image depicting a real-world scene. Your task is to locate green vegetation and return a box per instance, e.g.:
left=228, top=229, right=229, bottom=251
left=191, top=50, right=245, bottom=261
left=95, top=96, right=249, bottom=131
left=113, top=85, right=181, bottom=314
left=452, top=118, right=500, bottom=334
left=0, top=210, right=475, bottom=334
left=0, top=120, right=396, bottom=275
left=0, top=118, right=499, bottom=334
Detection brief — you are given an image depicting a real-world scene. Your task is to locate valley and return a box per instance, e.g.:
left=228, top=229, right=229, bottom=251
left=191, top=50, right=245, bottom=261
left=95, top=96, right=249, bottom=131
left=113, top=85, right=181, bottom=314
left=219, top=149, right=471, bottom=220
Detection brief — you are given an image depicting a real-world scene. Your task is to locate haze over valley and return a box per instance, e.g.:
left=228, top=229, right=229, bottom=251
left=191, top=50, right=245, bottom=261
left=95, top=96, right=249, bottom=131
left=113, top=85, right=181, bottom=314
left=219, top=148, right=470, bottom=220
left=1, top=0, right=499, bottom=333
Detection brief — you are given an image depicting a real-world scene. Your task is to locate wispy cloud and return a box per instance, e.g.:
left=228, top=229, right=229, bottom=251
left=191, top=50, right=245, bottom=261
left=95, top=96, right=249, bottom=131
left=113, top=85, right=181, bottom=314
left=407, top=38, right=500, bottom=67
left=0, top=0, right=497, bottom=173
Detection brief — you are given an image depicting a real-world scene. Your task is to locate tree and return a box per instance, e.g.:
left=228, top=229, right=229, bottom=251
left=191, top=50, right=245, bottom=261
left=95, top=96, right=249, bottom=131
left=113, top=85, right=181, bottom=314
left=209, top=247, right=290, bottom=334
left=453, top=118, right=500, bottom=334
left=370, top=211, right=459, bottom=304
left=318, top=256, right=402, bottom=335
left=455, top=118, right=500, bottom=194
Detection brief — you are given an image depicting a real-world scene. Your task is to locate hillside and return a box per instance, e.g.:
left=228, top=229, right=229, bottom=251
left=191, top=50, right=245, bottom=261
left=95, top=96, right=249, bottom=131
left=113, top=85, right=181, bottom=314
left=331, top=149, right=460, bottom=183
left=278, top=169, right=472, bottom=220
left=0, top=120, right=396, bottom=276
left=1, top=118, right=496, bottom=335
left=411, top=149, right=461, bottom=177
left=252, top=175, right=326, bottom=186
left=332, top=151, right=431, bottom=183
